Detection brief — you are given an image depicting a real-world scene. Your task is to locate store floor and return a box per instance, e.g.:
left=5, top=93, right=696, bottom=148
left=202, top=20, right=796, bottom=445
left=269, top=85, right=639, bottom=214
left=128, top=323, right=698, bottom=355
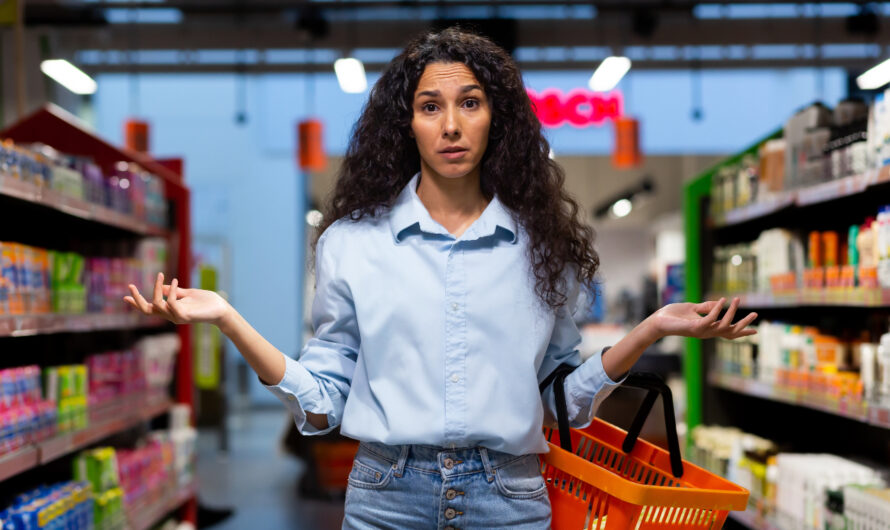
left=196, top=407, right=345, bottom=529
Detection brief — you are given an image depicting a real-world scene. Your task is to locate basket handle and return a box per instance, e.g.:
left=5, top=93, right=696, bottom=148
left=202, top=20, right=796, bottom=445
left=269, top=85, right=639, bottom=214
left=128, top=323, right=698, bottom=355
left=541, top=367, right=684, bottom=479
left=539, top=363, right=576, bottom=455
left=620, top=372, right=684, bottom=479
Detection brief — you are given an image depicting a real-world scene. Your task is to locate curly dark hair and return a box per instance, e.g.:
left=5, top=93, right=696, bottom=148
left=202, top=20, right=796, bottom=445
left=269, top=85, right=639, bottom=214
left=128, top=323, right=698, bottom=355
left=316, top=26, right=598, bottom=309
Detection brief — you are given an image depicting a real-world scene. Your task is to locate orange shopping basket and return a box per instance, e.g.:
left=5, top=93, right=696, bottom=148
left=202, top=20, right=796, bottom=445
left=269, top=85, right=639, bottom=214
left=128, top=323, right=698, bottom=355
left=540, top=372, right=749, bottom=530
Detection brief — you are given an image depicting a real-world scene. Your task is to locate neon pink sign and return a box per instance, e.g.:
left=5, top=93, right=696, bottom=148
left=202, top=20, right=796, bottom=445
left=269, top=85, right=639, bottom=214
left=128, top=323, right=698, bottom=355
left=526, top=89, right=624, bottom=128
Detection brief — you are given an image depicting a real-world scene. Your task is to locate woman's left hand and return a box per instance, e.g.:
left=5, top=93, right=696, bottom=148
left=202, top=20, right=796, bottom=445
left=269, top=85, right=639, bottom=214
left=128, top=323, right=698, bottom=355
left=649, top=297, right=757, bottom=340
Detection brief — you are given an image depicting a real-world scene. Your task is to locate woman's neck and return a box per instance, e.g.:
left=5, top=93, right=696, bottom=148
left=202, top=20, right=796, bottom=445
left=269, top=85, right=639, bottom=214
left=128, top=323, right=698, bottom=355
left=415, top=167, right=489, bottom=238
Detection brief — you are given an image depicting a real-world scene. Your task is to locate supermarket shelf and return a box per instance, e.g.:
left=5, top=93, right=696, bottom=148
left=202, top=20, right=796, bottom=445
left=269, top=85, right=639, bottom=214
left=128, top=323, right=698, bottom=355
left=708, top=372, right=890, bottom=428
left=717, top=193, right=795, bottom=227
left=714, top=166, right=890, bottom=228
left=728, top=507, right=784, bottom=530
left=127, top=480, right=197, bottom=530
left=708, top=289, right=890, bottom=308
left=0, top=173, right=168, bottom=237
left=727, top=499, right=805, bottom=530
left=0, top=395, right=172, bottom=482
left=0, top=446, right=40, bottom=482
left=40, top=395, right=172, bottom=464
left=0, top=313, right=169, bottom=338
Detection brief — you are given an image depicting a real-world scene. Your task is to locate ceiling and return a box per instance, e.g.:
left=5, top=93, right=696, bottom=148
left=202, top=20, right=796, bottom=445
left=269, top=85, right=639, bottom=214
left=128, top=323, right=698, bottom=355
left=17, top=1, right=890, bottom=74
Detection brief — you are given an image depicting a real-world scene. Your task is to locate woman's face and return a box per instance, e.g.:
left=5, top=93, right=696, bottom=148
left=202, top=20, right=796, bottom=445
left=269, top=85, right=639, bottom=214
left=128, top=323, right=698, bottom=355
left=410, top=62, right=491, bottom=182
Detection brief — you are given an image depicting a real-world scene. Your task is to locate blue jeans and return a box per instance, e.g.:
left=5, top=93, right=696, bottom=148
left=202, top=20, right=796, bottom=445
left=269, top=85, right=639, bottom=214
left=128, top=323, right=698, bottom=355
left=343, top=442, right=551, bottom=529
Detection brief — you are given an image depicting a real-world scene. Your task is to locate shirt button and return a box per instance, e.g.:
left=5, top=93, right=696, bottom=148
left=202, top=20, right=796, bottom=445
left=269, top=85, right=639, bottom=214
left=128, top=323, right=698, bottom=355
left=450, top=374, right=460, bottom=383
left=445, top=489, right=458, bottom=500
left=444, top=508, right=457, bottom=520
left=443, top=458, right=455, bottom=470
left=452, top=302, right=459, bottom=311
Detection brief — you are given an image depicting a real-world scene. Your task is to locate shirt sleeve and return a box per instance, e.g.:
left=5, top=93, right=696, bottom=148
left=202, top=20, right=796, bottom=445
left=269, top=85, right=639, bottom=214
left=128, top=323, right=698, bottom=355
left=263, top=229, right=360, bottom=436
left=539, top=278, right=625, bottom=429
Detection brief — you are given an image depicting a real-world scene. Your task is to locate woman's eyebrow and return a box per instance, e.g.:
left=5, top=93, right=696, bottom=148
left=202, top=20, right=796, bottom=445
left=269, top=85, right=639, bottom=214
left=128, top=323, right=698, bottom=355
left=415, top=85, right=483, bottom=99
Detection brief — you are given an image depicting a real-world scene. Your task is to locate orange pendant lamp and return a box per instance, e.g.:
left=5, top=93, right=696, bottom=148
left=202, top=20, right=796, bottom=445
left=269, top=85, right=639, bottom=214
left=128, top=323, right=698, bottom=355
left=298, top=119, right=327, bottom=172
left=612, top=116, right=642, bottom=169
left=124, top=119, right=150, bottom=153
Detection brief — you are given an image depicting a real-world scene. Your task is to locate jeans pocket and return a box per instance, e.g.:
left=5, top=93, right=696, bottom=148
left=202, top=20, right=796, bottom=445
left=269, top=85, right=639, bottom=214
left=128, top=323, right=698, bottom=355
left=347, top=446, right=395, bottom=490
left=493, top=454, right=548, bottom=500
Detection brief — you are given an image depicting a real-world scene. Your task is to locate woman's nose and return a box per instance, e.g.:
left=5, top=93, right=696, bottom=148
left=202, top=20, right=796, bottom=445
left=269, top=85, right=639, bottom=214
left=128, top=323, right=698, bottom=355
left=442, top=107, right=460, bottom=138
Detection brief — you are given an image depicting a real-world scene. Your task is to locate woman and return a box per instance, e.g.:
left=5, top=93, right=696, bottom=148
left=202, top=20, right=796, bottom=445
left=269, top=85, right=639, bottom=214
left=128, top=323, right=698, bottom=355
left=125, top=27, right=756, bottom=529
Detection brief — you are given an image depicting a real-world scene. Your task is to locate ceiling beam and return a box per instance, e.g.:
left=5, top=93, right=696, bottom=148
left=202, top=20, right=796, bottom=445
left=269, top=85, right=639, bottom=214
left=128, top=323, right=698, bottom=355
left=49, top=0, right=886, bottom=8
left=46, top=16, right=890, bottom=52
left=80, top=56, right=880, bottom=75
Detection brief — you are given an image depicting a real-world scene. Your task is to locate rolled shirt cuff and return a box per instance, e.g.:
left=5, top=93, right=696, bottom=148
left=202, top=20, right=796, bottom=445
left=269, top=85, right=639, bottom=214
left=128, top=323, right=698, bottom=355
left=261, top=354, right=337, bottom=436
left=563, top=347, right=626, bottom=428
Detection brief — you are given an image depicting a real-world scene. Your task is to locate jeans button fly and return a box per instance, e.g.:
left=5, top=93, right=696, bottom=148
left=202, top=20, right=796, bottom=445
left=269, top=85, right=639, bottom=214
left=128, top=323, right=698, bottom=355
left=444, top=508, right=457, bottom=520
left=443, top=458, right=454, bottom=470
left=445, top=489, right=457, bottom=500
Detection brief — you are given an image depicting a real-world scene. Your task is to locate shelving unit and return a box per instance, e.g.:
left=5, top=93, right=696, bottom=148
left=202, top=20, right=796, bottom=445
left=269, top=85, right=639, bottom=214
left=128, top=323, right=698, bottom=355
left=707, top=288, right=890, bottom=308
left=0, top=313, right=168, bottom=337
left=0, top=173, right=168, bottom=237
left=684, top=129, right=890, bottom=529
left=0, top=104, right=196, bottom=524
left=712, top=165, right=890, bottom=228
left=0, top=395, right=172, bottom=481
left=127, top=479, right=197, bottom=530
left=707, top=372, right=890, bottom=428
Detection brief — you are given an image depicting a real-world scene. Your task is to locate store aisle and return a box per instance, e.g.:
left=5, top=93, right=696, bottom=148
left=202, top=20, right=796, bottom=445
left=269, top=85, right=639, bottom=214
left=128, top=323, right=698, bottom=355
left=196, top=408, right=345, bottom=529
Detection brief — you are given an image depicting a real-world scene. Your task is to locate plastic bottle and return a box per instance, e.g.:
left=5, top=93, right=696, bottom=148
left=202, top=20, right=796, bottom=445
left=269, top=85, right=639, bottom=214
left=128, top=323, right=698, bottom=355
left=860, top=343, right=877, bottom=398
left=878, top=321, right=890, bottom=396
left=878, top=207, right=890, bottom=287
left=858, top=218, right=876, bottom=268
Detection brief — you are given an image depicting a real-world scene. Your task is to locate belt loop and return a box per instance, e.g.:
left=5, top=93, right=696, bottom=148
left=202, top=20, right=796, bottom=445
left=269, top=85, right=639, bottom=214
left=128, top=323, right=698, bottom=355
left=479, top=447, right=495, bottom=483
left=394, top=445, right=409, bottom=477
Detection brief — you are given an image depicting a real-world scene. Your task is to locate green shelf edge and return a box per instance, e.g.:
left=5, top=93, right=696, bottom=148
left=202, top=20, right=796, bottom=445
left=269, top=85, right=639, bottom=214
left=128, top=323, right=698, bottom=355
left=682, top=128, right=782, bottom=438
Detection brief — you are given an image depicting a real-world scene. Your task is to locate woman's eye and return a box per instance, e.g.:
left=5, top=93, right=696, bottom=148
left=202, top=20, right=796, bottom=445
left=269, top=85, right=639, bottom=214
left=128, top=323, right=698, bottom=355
left=464, top=99, right=478, bottom=109
left=422, top=103, right=437, bottom=112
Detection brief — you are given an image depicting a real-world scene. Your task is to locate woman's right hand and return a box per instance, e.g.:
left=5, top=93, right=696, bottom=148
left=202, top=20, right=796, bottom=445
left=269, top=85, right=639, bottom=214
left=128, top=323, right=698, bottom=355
left=124, top=272, right=231, bottom=326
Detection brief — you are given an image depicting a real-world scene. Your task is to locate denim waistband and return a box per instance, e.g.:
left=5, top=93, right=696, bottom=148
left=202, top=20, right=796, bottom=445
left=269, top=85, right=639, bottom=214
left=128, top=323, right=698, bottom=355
left=358, top=441, right=531, bottom=477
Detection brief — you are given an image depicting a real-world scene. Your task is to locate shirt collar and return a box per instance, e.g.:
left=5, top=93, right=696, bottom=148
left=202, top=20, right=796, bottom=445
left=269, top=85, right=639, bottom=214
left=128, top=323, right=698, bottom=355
left=389, top=172, right=518, bottom=244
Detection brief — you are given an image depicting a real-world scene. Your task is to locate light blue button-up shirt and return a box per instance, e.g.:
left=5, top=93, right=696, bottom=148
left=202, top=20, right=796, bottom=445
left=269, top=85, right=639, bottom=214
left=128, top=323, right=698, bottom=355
left=265, top=173, right=622, bottom=455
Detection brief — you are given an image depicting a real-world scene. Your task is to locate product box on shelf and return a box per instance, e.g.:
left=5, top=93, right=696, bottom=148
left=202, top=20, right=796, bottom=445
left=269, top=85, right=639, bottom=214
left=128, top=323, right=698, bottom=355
left=0, top=139, right=170, bottom=231
left=0, top=481, right=94, bottom=530
left=690, top=425, right=889, bottom=530
left=0, top=365, right=57, bottom=456
left=0, top=239, right=169, bottom=318
left=87, top=333, right=180, bottom=410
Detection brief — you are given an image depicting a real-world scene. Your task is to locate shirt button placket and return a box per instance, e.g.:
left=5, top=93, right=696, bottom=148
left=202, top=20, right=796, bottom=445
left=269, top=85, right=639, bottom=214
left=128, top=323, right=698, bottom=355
left=443, top=243, right=467, bottom=444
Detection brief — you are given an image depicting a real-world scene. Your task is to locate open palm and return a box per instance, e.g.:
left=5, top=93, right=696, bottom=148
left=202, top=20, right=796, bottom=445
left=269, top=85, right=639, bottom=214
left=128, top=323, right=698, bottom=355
left=652, top=297, right=757, bottom=340
left=124, top=272, right=230, bottom=325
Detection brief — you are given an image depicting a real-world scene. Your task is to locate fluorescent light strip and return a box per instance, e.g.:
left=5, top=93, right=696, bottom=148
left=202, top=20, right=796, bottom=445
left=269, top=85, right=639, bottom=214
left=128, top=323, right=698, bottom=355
left=588, top=56, right=632, bottom=92
left=40, top=59, right=97, bottom=95
left=334, top=57, right=368, bottom=94
left=857, top=57, right=890, bottom=90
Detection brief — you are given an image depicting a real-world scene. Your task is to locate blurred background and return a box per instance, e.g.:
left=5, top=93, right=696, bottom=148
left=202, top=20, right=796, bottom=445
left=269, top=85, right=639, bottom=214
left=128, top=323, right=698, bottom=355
left=2, top=1, right=890, bottom=529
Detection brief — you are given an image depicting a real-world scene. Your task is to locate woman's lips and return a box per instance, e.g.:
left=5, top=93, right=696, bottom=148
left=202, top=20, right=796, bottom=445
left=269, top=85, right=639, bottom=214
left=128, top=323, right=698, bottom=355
left=440, top=149, right=468, bottom=159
